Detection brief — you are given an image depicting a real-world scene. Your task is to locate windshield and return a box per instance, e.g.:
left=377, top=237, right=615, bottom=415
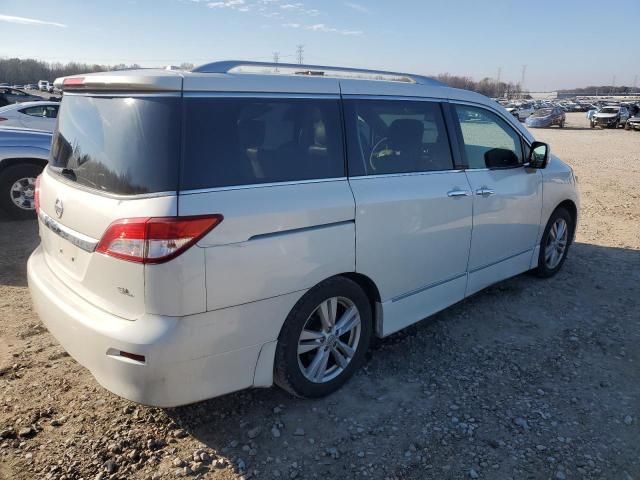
left=533, top=108, right=553, bottom=117
left=50, top=95, right=180, bottom=195
left=600, top=107, right=619, bottom=114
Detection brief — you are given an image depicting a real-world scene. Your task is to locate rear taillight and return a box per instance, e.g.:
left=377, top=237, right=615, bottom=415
left=95, top=215, right=223, bottom=264
left=62, top=77, right=85, bottom=87
left=34, top=175, right=41, bottom=215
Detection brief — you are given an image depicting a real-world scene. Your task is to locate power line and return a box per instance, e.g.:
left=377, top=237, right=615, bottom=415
left=296, top=45, right=304, bottom=65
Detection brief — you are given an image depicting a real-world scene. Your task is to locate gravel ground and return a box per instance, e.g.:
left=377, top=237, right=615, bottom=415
left=0, top=112, right=639, bottom=480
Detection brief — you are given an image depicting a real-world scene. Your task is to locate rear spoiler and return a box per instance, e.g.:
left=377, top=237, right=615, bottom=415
left=54, top=71, right=182, bottom=92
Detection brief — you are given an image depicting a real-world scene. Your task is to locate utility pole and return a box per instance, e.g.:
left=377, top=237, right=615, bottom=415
left=612, top=75, right=616, bottom=95
left=296, top=45, right=304, bottom=65
left=521, top=65, right=527, bottom=95
left=634, top=75, right=638, bottom=93
left=496, top=66, right=502, bottom=97
left=273, top=51, right=280, bottom=71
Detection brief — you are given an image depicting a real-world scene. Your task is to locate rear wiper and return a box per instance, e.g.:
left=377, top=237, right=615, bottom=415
left=60, top=168, right=77, bottom=181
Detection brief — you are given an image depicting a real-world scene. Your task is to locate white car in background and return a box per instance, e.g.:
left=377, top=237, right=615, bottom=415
left=0, top=101, right=59, bottom=132
left=505, top=103, right=535, bottom=121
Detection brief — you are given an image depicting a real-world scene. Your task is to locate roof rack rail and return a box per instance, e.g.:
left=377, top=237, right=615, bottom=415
left=191, top=60, right=445, bottom=86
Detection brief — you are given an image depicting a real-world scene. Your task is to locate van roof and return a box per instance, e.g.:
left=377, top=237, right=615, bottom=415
left=54, top=59, right=455, bottom=96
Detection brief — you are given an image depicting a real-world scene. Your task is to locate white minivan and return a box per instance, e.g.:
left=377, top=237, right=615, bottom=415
left=28, top=62, right=579, bottom=407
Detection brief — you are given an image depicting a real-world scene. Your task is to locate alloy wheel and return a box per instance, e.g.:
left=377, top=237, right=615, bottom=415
left=10, top=177, right=36, bottom=211
left=297, top=297, right=361, bottom=383
left=545, top=218, right=568, bottom=269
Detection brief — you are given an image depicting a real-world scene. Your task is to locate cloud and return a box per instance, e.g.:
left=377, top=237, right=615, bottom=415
left=0, top=14, right=67, bottom=28
left=279, top=2, right=320, bottom=16
left=345, top=2, right=369, bottom=13
left=283, top=22, right=362, bottom=36
left=207, top=0, right=250, bottom=11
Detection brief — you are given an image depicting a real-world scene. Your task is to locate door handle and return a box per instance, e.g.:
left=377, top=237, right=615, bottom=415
left=475, top=188, right=495, bottom=197
left=447, top=189, right=470, bottom=197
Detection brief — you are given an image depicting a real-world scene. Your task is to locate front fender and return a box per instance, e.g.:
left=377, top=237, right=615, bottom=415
left=538, top=155, right=580, bottom=244
left=0, top=146, right=50, bottom=170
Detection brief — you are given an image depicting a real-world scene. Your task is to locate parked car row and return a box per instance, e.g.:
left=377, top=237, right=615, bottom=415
left=495, top=96, right=640, bottom=130
left=587, top=102, right=640, bottom=130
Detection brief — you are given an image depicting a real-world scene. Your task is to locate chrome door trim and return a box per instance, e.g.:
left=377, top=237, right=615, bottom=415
left=340, top=94, right=443, bottom=102
left=39, top=210, right=99, bottom=252
left=63, top=92, right=181, bottom=98
left=348, top=169, right=464, bottom=180
left=47, top=168, right=177, bottom=200
left=179, top=177, right=348, bottom=195
left=183, top=92, right=341, bottom=99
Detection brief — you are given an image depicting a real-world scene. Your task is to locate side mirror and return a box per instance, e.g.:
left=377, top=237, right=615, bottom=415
left=528, top=141, right=549, bottom=169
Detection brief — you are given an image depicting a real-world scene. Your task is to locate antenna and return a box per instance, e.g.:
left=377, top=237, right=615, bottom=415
left=296, top=45, right=304, bottom=65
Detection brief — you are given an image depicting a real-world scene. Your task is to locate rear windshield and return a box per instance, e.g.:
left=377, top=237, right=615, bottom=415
left=50, top=95, right=180, bottom=195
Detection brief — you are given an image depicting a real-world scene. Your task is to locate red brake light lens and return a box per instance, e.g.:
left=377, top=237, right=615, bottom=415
left=34, top=175, right=41, bottom=215
left=95, top=215, right=223, bottom=264
left=63, top=77, right=85, bottom=87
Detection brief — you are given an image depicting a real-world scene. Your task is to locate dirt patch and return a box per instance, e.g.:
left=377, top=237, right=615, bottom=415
left=0, top=113, right=638, bottom=479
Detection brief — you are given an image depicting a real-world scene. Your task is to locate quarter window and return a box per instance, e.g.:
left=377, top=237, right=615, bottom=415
left=344, top=100, right=454, bottom=176
left=181, top=97, right=344, bottom=190
left=454, top=105, right=523, bottom=169
left=20, top=105, right=59, bottom=118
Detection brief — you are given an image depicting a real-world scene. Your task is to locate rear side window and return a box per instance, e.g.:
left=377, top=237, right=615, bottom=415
left=20, top=105, right=58, bottom=118
left=181, top=97, right=344, bottom=190
left=344, top=99, right=453, bottom=176
left=454, top=105, right=523, bottom=169
left=51, top=95, right=180, bottom=195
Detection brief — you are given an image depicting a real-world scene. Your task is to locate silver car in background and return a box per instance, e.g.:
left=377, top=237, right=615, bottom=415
left=0, top=101, right=60, bottom=132
left=0, top=127, right=51, bottom=219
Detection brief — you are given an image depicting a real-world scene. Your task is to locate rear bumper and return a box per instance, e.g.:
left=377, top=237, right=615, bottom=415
left=27, top=245, right=271, bottom=407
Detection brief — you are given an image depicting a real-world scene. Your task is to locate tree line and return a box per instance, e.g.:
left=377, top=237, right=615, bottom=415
left=434, top=73, right=524, bottom=98
left=3, top=57, right=633, bottom=97
left=0, top=57, right=525, bottom=98
left=0, top=58, right=192, bottom=85
left=557, top=85, right=639, bottom=95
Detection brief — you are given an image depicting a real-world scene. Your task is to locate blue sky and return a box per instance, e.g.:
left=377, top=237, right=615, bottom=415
left=1, top=0, right=639, bottom=90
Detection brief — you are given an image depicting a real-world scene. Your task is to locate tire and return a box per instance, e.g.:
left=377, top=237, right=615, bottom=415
left=274, top=276, right=373, bottom=398
left=590, top=121, right=595, bottom=129
left=612, top=120, right=619, bottom=129
left=0, top=164, right=43, bottom=220
left=624, top=122, right=630, bottom=130
left=535, top=207, right=573, bottom=278
left=559, top=120, right=565, bottom=128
